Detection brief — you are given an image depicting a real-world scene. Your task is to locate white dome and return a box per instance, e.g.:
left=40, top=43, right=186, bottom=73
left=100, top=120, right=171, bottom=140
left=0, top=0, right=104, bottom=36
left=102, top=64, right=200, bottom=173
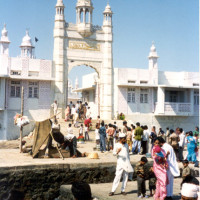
left=104, top=3, right=112, bottom=14
left=56, top=0, right=64, bottom=7
left=2, top=24, right=8, bottom=37
left=1, top=24, right=10, bottom=43
left=77, top=0, right=92, bottom=7
left=148, top=42, right=159, bottom=58
left=150, top=43, right=156, bottom=52
left=20, top=30, right=33, bottom=47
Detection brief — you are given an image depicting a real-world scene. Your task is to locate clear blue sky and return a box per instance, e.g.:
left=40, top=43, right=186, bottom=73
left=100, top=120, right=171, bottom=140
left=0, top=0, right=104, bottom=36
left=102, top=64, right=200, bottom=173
left=0, top=0, right=198, bottom=86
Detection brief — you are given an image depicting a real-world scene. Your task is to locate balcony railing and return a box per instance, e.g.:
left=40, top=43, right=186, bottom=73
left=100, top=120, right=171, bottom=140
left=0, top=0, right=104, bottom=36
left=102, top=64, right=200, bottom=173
left=155, top=102, right=192, bottom=116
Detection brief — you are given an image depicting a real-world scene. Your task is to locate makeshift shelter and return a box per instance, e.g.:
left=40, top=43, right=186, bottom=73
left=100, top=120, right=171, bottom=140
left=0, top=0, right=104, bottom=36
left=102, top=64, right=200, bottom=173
left=32, top=119, right=70, bottom=159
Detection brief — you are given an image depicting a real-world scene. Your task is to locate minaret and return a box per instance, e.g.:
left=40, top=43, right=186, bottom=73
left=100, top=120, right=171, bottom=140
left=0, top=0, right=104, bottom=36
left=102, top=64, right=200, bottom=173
left=55, top=0, right=65, bottom=21
left=101, top=2, right=113, bottom=119
left=75, top=77, right=79, bottom=89
left=148, top=42, right=159, bottom=70
left=0, top=24, right=10, bottom=56
left=76, top=0, right=93, bottom=37
left=103, top=3, right=113, bottom=27
left=53, top=0, right=66, bottom=116
left=20, top=30, right=35, bottom=58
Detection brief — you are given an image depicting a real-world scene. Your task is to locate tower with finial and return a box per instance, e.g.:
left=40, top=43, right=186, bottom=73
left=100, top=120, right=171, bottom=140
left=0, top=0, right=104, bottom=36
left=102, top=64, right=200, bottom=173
left=103, top=2, right=113, bottom=27
left=148, top=41, right=159, bottom=70
left=0, top=24, right=10, bottom=56
left=76, top=0, right=94, bottom=37
left=53, top=0, right=66, bottom=116
left=55, top=0, right=65, bottom=21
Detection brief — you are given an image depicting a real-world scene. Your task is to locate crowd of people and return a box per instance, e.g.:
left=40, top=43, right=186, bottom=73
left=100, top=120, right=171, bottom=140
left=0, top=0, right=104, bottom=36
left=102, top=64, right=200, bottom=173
left=108, top=124, right=199, bottom=200
left=51, top=101, right=199, bottom=200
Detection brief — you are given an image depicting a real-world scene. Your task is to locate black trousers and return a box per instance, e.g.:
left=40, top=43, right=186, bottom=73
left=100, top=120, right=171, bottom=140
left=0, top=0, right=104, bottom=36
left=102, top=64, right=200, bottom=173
left=178, top=147, right=183, bottom=161
left=137, top=176, right=146, bottom=196
left=142, top=141, right=147, bottom=154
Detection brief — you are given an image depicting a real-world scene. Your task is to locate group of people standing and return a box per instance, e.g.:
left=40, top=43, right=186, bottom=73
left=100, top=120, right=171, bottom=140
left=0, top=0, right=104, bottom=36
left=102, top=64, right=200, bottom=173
left=109, top=125, right=199, bottom=200
left=64, top=101, right=92, bottom=124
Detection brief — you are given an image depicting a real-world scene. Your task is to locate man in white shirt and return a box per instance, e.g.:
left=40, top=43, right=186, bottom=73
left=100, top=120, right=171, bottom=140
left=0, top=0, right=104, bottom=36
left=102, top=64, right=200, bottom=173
left=51, top=100, right=58, bottom=116
left=65, top=124, right=77, bottom=158
left=178, top=128, right=185, bottom=162
left=71, top=105, right=76, bottom=124
left=109, top=133, right=134, bottom=196
left=158, top=137, right=180, bottom=199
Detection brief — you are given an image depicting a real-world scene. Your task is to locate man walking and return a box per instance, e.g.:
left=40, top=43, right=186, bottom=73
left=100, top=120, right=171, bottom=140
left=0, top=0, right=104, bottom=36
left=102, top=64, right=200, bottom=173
left=109, top=133, right=133, bottom=196
left=132, top=122, right=143, bottom=154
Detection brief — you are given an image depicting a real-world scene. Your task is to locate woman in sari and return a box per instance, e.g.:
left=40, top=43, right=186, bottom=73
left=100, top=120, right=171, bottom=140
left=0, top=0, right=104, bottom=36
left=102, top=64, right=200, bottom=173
left=186, top=131, right=197, bottom=163
left=151, top=138, right=168, bottom=200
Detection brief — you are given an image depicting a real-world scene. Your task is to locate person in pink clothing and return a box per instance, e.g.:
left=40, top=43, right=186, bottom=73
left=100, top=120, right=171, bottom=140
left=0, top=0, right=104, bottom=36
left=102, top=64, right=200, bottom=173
left=151, top=138, right=169, bottom=200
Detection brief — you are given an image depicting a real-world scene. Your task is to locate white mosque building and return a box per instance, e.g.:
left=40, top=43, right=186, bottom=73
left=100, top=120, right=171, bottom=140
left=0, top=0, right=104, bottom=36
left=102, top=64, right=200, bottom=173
left=0, top=25, right=79, bottom=140
left=0, top=0, right=199, bottom=140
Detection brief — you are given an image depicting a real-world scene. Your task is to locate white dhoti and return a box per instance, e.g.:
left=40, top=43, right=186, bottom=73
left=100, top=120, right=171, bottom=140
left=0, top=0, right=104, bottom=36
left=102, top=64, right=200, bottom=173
left=162, top=143, right=180, bottom=197
left=166, top=169, right=174, bottom=197
left=111, top=167, right=129, bottom=192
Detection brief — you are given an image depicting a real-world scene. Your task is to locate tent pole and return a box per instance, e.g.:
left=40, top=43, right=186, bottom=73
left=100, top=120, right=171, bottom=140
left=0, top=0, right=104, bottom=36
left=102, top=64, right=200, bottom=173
left=20, top=86, right=24, bottom=153
left=50, top=131, right=64, bottom=160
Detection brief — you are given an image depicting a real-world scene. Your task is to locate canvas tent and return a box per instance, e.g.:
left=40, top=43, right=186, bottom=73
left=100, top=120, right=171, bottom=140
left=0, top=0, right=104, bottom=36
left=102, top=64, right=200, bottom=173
left=32, top=119, right=52, bottom=158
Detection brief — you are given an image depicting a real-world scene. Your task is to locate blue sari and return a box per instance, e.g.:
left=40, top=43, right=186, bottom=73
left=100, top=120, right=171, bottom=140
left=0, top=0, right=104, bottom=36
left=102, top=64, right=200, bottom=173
left=187, top=136, right=196, bottom=162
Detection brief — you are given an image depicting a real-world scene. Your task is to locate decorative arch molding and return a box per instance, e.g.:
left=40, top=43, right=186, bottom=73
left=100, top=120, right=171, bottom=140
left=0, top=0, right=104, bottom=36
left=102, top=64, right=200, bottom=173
left=68, top=60, right=101, bottom=76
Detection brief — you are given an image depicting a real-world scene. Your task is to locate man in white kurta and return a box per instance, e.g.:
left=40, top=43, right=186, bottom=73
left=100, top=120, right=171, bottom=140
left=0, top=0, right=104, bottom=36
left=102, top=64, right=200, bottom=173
left=51, top=100, right=58, bottom=115
left=109, top=133, right=134, bottom=196
left=158, top=137, right=180, bottom=199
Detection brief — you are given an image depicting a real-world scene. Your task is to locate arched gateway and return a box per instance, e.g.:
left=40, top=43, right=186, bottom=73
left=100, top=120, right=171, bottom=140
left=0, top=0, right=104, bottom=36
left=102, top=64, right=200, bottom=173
left=53, top=0, right=113, bottom=119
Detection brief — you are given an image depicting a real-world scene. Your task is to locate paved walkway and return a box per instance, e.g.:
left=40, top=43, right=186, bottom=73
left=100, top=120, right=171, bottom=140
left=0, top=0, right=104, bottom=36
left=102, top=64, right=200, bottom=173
left=61, top=178, right=184, bottom=200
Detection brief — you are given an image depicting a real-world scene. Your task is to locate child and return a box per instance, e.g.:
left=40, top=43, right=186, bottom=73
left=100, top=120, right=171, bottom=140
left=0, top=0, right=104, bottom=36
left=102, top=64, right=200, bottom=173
left=148, top=167, right=156, bottom=197
left=153, top=145, right=169, bottom=169
left=182, top=160, right=191, bottom=180
left=135, top=156, right=149, bottom=198
left=95, top=123, right=100, bottom=150
left=126, top=129, right=132, bottom=151
left=84, top=125, right=89, bottom=141
left=79, top=124, right=84, bottom=136
left=77, top=124, right=84, bottom=144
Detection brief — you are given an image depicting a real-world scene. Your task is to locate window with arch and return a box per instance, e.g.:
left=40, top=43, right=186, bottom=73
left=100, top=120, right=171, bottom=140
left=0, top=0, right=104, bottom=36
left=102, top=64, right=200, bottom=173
left=85, top=9, right=89, bottom=23
left=80, top=9, right=84, bottom=22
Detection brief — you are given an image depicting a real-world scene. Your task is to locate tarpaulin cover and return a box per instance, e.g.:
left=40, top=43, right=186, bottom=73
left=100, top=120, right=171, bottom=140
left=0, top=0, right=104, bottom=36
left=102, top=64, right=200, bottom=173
left=32, top=119, right=52, bottom=158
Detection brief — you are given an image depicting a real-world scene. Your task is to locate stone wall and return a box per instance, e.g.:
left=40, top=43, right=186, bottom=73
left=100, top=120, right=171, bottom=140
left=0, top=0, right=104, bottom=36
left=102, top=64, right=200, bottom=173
left=0, top=163, right=116, bottom=200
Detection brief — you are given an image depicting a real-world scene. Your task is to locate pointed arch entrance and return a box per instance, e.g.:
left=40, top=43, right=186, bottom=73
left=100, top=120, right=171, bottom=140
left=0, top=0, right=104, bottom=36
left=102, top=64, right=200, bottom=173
left=53, top=0, right=113, bottom=119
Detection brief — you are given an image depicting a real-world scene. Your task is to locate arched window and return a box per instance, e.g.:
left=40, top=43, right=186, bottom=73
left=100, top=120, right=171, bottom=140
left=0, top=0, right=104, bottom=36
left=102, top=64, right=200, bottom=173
left=85, top=9, right=89, bottom=23
left=80, top=9, right=83, bottom=23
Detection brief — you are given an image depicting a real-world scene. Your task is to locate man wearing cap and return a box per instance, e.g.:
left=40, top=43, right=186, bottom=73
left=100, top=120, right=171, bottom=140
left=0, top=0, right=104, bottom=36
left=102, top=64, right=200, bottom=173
left=109, top=133, right=134, bottom=196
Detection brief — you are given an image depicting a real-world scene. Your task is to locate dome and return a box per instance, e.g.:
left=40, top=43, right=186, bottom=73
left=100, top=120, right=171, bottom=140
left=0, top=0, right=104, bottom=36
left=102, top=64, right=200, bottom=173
left=2, top=24, right=8, bottom=37
left=0, top=24, right=10, bottom=43
left=150, top=43, right=156, bottom=52
left=20, top=30, right=33, bottom=47
left=148, top=42, right=159, bottom=58
left=76, top=0, right=93, bottom=7
left=56, top=0, right=64, bottom=7
left=104, top=3, right=112, bottom=14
